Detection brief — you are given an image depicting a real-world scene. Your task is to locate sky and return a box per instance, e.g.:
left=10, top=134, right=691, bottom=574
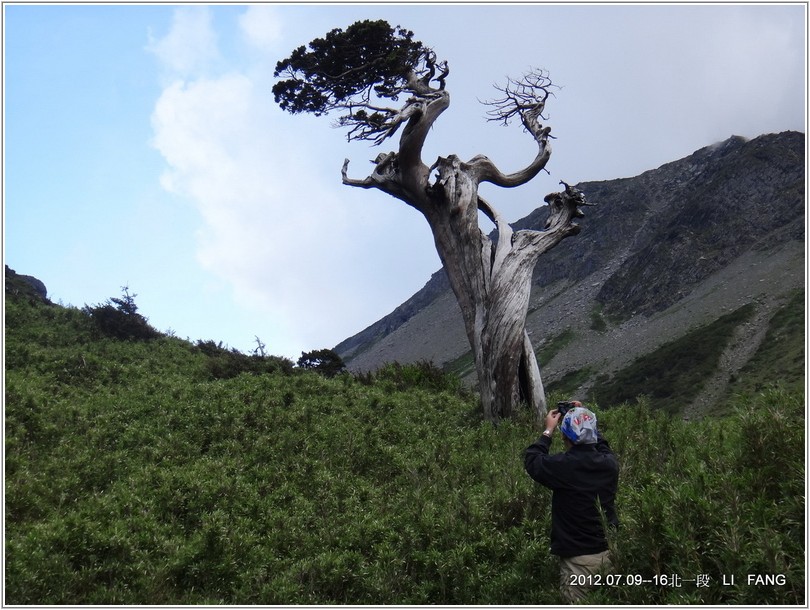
left=4, top=3, right=806, bottom=360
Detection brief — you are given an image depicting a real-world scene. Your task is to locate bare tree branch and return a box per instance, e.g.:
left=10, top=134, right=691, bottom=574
left=482, top=68, right=557, bottom=130
left=469, top=124, right=552, bottom=188
left=457, top=69, right=558, bottom=188
left=341, top=154, right=398, bottom=188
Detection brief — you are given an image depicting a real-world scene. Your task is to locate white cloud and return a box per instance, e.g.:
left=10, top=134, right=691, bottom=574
left=151, top=75, right=255, bottom=201
left=147, top=6, right=220, bottom=78
left=149, top=7, right=416, bottom=356
left=238, top=5, right=283, bottom=52
left=150, top=70, right=360, bottom=352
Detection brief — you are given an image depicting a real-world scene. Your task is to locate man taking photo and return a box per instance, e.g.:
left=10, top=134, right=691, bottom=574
left=524, top=401, right=619, bottom=603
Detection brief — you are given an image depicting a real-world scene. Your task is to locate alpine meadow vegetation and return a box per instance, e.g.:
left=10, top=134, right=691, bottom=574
left=4, top=277, right=805, bottom=605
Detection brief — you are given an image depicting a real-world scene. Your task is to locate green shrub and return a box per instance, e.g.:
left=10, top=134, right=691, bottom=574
left=590, top=390, right=805, bottom=605
left=356, top=360, right=466, bottom=396
left=442, top=350, right=475, bottom=378
left=82, top=288, right=160, bottom=341
left=545, top=367, right=592, bottom=396
left=536, top=328, right=575, bottom=364
left=297, top=348, right=346, bottom=377
left=590, top=306, right=608, bottom=332
left=194, top=340, right=294, bottom=380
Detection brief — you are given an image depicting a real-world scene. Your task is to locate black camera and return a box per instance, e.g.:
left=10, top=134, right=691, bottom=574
left=556, top=401, right=578, bottom=417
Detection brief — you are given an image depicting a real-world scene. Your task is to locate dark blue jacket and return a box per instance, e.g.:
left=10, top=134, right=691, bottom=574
left=524, top=433, right=619, bottom=557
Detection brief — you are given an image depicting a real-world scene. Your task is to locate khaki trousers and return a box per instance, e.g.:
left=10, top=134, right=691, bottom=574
left=559, top=550, right=612, bottom=603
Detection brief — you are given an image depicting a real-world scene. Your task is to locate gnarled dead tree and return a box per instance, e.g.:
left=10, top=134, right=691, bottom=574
left=274, top=20, right=591, bottom=422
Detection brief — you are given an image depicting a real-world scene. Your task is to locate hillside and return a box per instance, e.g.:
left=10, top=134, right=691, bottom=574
left=3, top=265, right=805, bottom=605
left=335, top=131, right=805, bottom=415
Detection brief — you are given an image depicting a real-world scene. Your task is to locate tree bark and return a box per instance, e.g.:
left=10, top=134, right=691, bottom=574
left=342, top=76, right=589, bottom=423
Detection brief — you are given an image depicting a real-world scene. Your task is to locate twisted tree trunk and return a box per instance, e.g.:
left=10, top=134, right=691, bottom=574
left=342, top=78, right=589, bottom=423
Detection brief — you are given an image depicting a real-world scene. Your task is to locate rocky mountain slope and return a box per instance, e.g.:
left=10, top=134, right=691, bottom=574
left=335, top=131, right=805, bottom=414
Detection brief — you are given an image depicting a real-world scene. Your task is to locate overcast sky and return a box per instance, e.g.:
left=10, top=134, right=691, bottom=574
left=4, top=3, right=806, bottom=359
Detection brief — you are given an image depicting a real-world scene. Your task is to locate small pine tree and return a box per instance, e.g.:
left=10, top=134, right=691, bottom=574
left=83, top=286, right=160, bottom=341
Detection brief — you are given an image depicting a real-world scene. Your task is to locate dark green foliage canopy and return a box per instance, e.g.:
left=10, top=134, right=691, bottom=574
left=297, top=348, right=346, bottom=377
left=272, top=20, right=426, bottom=116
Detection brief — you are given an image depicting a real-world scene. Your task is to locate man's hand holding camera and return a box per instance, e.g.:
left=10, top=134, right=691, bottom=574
left=544, top=401, right=579, bottom=437
left=543, top=410, right=561, bottom=437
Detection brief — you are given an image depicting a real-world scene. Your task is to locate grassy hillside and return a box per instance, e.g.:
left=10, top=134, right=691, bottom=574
left=727, top=289, right=805, bottom=397
left=4, top=281, right=805, bottom=605
left=589, top=304, right=757, bottom=414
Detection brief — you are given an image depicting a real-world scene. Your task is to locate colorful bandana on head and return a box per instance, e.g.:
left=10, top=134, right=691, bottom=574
left=561, top=407, right=598, bottom=445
